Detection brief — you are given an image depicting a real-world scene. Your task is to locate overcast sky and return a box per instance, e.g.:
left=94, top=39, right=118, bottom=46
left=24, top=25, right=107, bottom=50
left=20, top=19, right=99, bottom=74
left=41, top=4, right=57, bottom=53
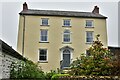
left=0, top=0, right=119, bottom=50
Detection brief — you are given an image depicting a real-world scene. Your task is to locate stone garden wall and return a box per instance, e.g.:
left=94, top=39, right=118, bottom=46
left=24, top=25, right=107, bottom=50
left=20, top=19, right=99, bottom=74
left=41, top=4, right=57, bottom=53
left=0, top=39, right=24, bottom=79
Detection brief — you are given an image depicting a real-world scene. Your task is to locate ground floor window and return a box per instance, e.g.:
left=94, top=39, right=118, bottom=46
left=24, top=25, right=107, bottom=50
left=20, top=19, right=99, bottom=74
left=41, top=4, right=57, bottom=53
left=39, top=49, right=47, bottom=61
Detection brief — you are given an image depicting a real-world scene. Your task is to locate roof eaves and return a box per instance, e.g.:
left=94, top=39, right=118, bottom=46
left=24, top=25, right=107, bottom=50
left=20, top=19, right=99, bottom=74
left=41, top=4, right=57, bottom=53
left=19, top=13, right=107, bottom=19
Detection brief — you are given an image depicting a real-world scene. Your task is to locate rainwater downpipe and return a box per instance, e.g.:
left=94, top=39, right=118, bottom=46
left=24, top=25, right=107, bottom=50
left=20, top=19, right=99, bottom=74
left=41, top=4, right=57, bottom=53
left=22, top=15, right=25, bottom=56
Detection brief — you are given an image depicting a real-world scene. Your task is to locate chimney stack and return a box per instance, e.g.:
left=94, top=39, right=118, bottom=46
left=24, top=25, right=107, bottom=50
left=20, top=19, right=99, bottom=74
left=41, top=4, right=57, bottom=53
left=23, top=2, right=28, bottom=11
left=92, top=6, right=99, bottom=14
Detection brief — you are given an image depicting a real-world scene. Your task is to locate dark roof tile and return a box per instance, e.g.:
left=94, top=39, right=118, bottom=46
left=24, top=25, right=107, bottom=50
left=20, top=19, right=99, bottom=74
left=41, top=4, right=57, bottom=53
left=20, top=9, right=107, bottom=19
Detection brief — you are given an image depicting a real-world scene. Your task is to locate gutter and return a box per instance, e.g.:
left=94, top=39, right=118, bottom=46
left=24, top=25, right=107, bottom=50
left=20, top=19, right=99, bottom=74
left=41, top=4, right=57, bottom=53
left=19, top=13, right=107, bottom=19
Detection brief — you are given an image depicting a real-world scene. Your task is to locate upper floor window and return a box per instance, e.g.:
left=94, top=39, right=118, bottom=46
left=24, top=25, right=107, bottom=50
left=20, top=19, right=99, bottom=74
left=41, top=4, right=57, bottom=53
left=63, top=30, right=71, bottom=43
left=86, top=20, right=93, bottom=27
left=63, top=19, right=71, bottom=26
left=39, top=49, right=47, bottom=62
left=41, top=18, right=49, bottom=26
left=86, top=31, right=93, bottom=43
left=40, top=30, right=48, bottom=42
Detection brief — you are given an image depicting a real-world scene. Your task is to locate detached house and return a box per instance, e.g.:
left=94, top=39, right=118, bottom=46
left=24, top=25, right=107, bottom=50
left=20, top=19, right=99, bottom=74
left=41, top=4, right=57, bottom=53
left=17, top=2, right=107, bottom=71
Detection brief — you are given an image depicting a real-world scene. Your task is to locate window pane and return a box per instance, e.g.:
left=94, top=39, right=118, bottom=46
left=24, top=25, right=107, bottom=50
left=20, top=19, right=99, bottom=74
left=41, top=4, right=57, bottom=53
left=64, top=34, right=70, bottom=42
left=40, top=30, right=48, bottom=41
left=42, top=19, right=48, bottom=25
left=87, top=32, right=92, bottom=38
left=64, top=38, right=70, bottom=42
left=86, top=32, right=93, bottom=42
left=64, top=20, right=70, bottom=26
left=41, top=36, right=47, bottom=41
left=40, top=49, right=47, bottom=55
left=40, top=56, right=46, bottom=60
left=41, top=30, right=47, bottom=35
left=64, top=34, right=70, bottom=38
left=87, top=38, right=93, bottom=42
left=86, top=20, right=93, bottom=27
left=63, top=49, right=70, bottom=54
left=39, top=49, right=47, bottom=61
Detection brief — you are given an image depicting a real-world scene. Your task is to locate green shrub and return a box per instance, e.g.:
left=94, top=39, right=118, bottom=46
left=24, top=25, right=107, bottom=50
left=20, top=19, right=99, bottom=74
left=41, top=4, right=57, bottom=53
left=45, top=70, right=57, bottom=79
left=10, top=59, right=45, bottom=79
left=51, top=74, right=70, bottom=80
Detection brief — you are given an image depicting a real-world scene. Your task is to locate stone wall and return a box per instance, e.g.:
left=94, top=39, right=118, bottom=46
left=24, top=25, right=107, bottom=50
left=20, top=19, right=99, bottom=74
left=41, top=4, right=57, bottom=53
left=1, top=52, right=18, bottom=79
left=0, top=39, right=24, bottom=79
left=0, top=49, right=2, bottom=79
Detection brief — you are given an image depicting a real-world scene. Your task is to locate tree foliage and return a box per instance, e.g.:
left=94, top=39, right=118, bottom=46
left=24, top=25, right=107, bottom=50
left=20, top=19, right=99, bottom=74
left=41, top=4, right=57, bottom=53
left=10, top=59, right=45, bottom=79
left=70, top=35, right=114, bottom=76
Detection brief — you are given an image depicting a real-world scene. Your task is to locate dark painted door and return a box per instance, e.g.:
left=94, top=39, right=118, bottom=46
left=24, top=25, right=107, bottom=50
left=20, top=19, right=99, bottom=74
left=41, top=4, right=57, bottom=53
left=61, top=49, right=70, bottom=69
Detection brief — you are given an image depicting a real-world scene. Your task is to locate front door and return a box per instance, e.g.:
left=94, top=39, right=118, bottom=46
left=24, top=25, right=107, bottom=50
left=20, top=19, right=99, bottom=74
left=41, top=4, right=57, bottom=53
left=61, top=49, right=70, bottom=69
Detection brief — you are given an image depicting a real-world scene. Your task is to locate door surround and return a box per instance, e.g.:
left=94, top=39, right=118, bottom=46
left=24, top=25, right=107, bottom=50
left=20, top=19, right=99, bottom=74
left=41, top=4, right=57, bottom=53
left=60, top=46, right=74, bottom=69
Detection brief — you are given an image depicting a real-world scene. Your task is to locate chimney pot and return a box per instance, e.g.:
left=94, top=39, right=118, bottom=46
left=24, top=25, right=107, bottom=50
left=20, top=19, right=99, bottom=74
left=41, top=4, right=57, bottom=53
left=23, top=2, right=28, bottom=11
left=92, top=6, right=99, bottom=14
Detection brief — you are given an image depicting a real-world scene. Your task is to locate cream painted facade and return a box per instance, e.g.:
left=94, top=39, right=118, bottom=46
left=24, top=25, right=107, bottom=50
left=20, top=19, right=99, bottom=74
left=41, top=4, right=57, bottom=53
left=17, top=3, right=107, bottom=72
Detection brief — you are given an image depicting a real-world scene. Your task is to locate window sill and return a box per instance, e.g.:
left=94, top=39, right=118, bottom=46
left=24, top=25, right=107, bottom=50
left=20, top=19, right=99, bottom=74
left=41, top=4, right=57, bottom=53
left=85, top=27, right=94, bottom=28
left=39, top=42, right=49, bottom=43
left=40, top=25, right=50, bottom=26
left=62, top=26, right=72, bottom=27
left=62, top=42, right=72, bottom=44
left=86, top=42, right=93, bottom=44
left=38, top=61, right=48, bottom=63
left=63, top=67, right=70, bottom=69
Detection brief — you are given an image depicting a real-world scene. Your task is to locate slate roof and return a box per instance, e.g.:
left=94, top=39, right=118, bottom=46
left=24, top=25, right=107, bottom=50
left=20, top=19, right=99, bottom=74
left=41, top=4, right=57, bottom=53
left=19, top=9, right=107, bottom=19
left=0, top=39, right=26, bottom=61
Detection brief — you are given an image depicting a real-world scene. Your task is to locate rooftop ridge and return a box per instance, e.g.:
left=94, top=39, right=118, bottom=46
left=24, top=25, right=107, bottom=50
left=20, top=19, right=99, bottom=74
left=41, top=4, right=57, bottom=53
left=20, top=2, right=107, bottom=19
left=27, top=9, right=91, bottom=13
left=19, top=9, right=107, bottom=19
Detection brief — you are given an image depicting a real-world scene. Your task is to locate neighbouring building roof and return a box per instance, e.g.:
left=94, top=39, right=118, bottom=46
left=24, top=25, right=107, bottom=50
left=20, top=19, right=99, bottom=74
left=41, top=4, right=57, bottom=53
left=108, top=46, right=120, bottom=56
left=108, top=46, right=120, bottom=50
left=19, top=9, right=107, bottom=19
left=0, top=39, right=26, bottom=60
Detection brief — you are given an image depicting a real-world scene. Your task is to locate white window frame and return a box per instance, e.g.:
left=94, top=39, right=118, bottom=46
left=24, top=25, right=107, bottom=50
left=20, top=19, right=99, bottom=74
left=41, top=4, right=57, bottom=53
left=38, top=49, right=48, bottom=62
left=86, top=31, right=94, bottom=43
left=40, top=29, right=48, bottom=42
left=63, top=19, right=71, bottom=26
left=86, top=20, right=94, bottom=27
left=41, top=18, right=49, bottom=26
left=63, top=30, right=71, bottom=43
